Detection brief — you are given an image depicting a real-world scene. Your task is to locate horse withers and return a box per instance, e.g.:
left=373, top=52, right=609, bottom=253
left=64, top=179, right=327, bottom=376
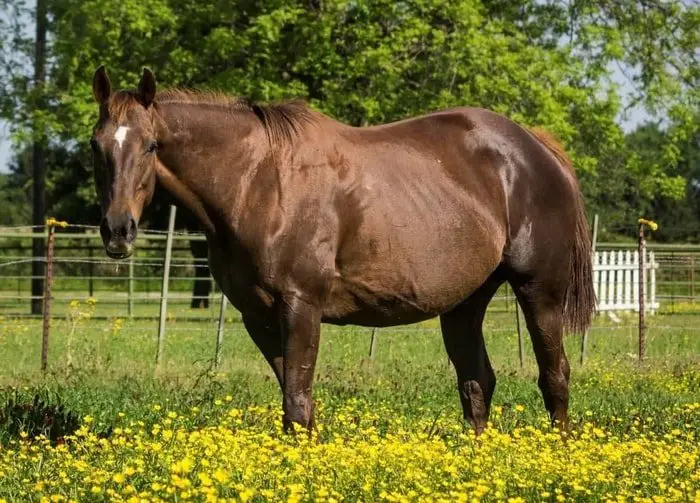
left=90, top=66, right=595, bottom=434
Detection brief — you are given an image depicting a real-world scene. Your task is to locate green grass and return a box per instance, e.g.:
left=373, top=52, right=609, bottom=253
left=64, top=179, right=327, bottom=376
left=0, top=306, right=698, bottom=436
left=0, top=307, right=698, bottom=501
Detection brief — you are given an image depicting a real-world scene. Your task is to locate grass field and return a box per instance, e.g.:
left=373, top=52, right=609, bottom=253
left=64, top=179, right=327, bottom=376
left=0, top=305, right=698, bottom=502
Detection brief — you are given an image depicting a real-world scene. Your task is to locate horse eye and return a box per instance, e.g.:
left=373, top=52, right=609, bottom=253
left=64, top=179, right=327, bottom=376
left=90, top=138, right=100, bottom=152
left=146, top=141, right=157, bottom=154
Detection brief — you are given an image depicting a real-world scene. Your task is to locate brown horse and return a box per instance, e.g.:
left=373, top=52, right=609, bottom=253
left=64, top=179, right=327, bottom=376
left=90, top=67, right=595, bottom=433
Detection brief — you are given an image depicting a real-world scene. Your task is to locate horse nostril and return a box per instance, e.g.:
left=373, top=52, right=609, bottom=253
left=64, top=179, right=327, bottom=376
left=126, top=215, right=137, bottom=240
left=101, top=214, right=137, bottom=243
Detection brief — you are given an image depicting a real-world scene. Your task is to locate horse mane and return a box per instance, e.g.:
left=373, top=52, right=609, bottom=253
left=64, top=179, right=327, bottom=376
left=107, top=88, right=317, bottom=146
left=528, top=127, right=574, bottom=175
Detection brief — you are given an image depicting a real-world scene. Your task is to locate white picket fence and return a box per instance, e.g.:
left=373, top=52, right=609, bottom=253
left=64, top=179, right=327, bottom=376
left=593, top=250, right=659, bottom=312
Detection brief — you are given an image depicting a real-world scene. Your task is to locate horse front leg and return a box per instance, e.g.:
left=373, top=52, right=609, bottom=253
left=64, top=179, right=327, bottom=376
left=242, top=312, right=284, bottom=388
left=278, top=294, right=321, bottom=434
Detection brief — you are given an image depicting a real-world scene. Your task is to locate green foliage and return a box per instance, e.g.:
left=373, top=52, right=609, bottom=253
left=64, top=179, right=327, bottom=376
left=0, top=0, right=697, bottom=238
left=626, top=122, right=700, bottom=242
left=0, top=172, right=30, bottom=225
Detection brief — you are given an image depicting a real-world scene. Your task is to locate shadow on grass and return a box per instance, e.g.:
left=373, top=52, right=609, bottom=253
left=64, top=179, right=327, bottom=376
left=0, top=390, right=82, bottom=444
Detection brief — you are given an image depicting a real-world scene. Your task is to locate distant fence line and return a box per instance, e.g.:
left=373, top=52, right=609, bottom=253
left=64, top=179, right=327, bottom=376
left=1, top=212, right=699, bottom=370
left=1, top=224, right=698, bottom=318
left=0, top=224, right=213, bottom=317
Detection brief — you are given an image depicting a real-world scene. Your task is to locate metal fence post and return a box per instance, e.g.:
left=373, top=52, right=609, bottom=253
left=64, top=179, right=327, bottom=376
left=515, top=294, right=524, bottom=368
left=41, top=221, right=56, bottom=372
left=128, top=257, right=134, bottom=318
left=580, top=213, right=599, bottom=365
left=369, top=327, right=379, bottom=359
left=88, top=246, right=94, bottom=297
left=636, top=218, right=657, bottom=362
left=214, top=293, right=227, bottom=368
left=671, top=250, right=676, bottom=313
left=692, top=256, right=696, bottom=305
left=156, top=205, right=177, bottom=368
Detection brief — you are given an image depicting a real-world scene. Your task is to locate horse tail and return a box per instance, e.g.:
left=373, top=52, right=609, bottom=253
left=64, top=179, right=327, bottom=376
left=529, top=127, right=596, bottom=334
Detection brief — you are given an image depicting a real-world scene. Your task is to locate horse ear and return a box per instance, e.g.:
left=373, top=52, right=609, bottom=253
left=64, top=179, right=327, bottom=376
left=137, top=67, right=157, bottom=108
left=92, top=65, right=111, bottom=105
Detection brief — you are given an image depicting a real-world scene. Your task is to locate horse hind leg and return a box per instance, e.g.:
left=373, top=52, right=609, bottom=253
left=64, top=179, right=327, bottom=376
left=440, top=276, right=503, bottom=433
left=510, top=275, right=571, bottom=428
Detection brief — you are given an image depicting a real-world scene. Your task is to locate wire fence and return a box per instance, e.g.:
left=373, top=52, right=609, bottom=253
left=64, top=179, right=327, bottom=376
left=2, top=228, right=697, bottom=315
left=0, top=223, right=216, bottom=319
left=0, top=227, right=528, bottom=319
left=1, top=214, right=699, bottom=371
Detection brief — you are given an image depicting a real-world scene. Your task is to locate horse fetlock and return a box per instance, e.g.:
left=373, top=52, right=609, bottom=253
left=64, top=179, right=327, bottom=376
left=283, top=393, right=314, bottom=429
left=538, top=371, right=569, bottom=426
left=484, top=368, right=497, bottom=404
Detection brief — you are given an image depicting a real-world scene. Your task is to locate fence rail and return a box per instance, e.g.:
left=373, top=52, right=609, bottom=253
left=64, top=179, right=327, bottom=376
left=1, top=215, right=699, bottom=371
left=2, top=228, right=699, bottom=317
left=0, top=225, right=215, bottom=316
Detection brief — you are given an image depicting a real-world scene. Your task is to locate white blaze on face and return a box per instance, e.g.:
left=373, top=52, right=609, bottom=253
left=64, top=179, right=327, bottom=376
left=114, top=126, right=130, bottom=148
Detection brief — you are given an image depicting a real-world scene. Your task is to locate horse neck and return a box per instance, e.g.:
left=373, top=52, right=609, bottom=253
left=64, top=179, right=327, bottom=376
left=152, top=102, right=272, bottom=235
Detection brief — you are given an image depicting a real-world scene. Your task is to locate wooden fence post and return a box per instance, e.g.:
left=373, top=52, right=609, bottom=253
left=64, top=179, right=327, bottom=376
left=580, top=213, right=599, bottom=365
left=41, top=221, right=56, bottom=372
left=214, top=293, right=227, bottom=369
left=156, top=205, right=177, bottom=369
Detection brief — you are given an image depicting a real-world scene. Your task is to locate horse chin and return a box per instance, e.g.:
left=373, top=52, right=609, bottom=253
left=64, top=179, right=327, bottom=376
left=106, top=250, right=132, bottom=260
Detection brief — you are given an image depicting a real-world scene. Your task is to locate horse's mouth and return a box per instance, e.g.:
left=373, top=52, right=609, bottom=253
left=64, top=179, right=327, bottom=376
left=105, top=249, right=133, bottom=260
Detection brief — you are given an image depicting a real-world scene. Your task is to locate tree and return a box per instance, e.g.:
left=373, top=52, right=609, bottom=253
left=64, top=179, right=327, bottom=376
left=625, top=122, right=700, bottom=242
left=0, top=171, right=30, bottom=225
left=0, top=0, right=697, bottom=243
left=30, top=0, right=48, bottom=314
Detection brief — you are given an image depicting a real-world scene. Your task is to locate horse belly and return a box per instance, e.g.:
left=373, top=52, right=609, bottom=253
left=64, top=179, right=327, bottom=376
left=322, top=285, right=443, bottom=327
left=322, top=239, right=499, bottom=327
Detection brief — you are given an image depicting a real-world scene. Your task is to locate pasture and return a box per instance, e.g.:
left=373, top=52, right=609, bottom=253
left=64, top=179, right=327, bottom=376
left=1, top=0, right=698, bottom=500
left=0, top=307, right=698, bottom=501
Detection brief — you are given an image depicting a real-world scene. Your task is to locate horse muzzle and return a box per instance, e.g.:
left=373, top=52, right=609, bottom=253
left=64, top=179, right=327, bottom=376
left=100, top=213, right=137, bottom=260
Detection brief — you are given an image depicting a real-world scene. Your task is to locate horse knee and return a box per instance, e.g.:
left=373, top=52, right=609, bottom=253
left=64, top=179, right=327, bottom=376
left=561, top=354, right=571, bottom=383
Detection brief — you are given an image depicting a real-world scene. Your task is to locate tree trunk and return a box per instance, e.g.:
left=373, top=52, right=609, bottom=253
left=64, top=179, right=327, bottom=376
left=31, top=0, right=48, bottom=315
left=190, top=239, right=211, bottom=309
